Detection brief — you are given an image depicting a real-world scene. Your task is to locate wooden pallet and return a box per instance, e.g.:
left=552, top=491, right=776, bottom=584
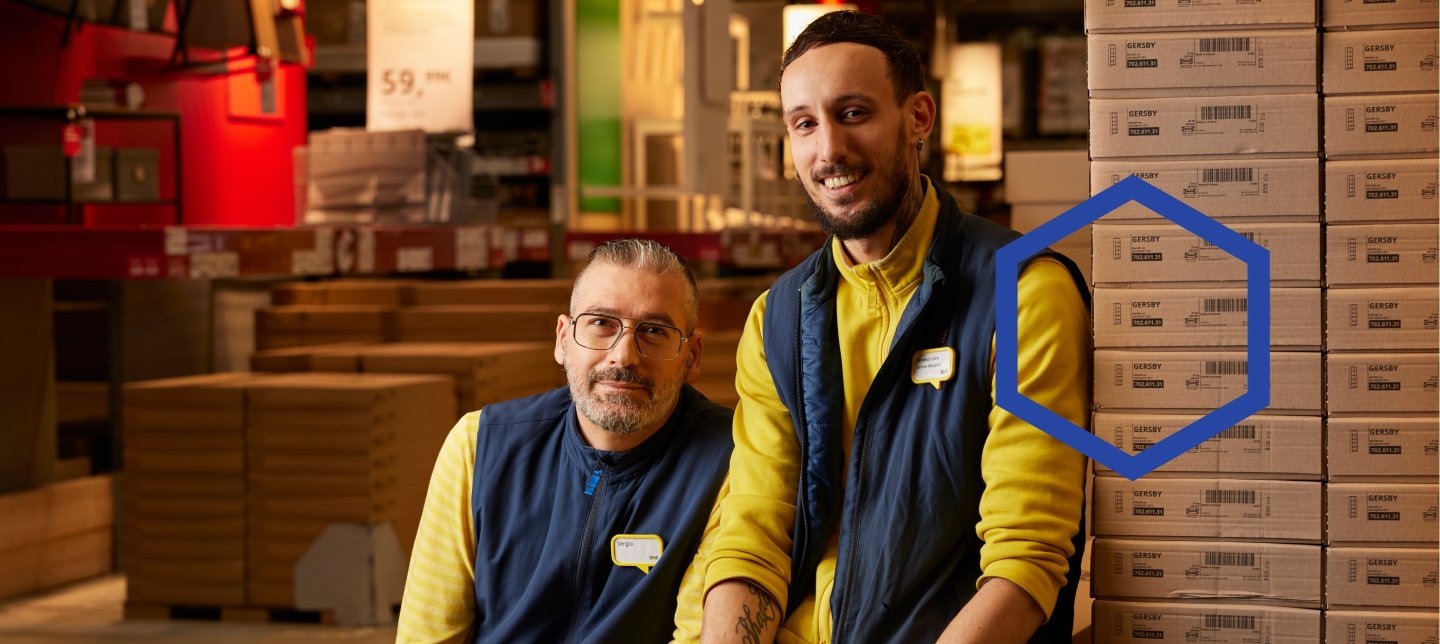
left=123, top=601, right=337, bottom=625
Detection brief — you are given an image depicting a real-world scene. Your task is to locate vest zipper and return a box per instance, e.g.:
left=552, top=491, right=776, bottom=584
left=565, top=457, right=607, bottom=641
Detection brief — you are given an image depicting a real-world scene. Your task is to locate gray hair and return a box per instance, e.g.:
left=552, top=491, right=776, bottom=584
left=571, top=238, right=700, bottom=332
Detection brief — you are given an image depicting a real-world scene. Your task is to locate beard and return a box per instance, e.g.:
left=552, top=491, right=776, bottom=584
left=803, top=126, right=915, bottom=241
left=565, top=357, right=689, bottom=438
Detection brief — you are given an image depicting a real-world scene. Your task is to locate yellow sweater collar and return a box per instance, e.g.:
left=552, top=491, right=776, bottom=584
left=831, top=176, right=939, bottom=293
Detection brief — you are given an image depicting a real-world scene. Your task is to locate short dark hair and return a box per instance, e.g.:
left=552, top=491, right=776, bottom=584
left=780, top=11, right=925, bottom=105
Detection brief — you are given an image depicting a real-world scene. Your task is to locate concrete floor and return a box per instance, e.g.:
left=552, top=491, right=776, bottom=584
left=0, top=576, right=396, bottom=643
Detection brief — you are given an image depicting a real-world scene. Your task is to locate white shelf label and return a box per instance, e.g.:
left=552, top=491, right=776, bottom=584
left=366, top=0, right=474, bottom=133
left=190, top=252, right=239, bottom=279
left=455, top=226, right=489, bottom=270
left=396, top=246, right=434, bottom=272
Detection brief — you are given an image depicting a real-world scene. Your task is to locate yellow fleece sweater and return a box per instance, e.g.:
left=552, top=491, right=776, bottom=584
left=689, top=180, right=1091, bottom=643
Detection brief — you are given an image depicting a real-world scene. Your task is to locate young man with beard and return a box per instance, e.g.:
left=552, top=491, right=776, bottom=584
left=397, top=239, right=733, bottom=643
left=685, top=11, right=1090, bottom=644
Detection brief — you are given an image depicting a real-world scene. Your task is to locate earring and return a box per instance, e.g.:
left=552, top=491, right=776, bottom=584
left=916, top=141, right=924, bottom=151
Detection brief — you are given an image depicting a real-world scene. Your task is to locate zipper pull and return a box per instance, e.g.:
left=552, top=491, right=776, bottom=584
left=583, top=464, right=603, bottom=496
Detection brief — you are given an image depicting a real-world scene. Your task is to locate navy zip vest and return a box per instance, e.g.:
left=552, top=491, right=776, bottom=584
left=468, top=384, right=733, bottom=643
left=762, top=187, right=1089, bottom=644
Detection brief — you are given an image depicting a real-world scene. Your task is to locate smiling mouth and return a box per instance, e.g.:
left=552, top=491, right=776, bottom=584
left=821, top=173, right=861, bottom=189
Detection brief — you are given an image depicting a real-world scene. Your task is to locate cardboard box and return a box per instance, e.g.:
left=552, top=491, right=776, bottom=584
left=1324, top=93, right=1440, bottom=158
left=1088, top=30, right=1318, bottom=97
left=1092, top=413, right=1321, bottom=478
left=356, top=341, right=564, bottom=413
left=1094, top=287, right=1320, bottom=349
left=271, top=279, right=412, bottom=307
left=1004, top=150, right=1090, bottom=203
left=1091, top=223, right=1320, bottom=286
left=1325, top=224, right=1439, bottom=286
left=249, top=343, right=369, bottom=372
left=1324, top=610, right=1440, bottom=644
left=0, top=475, right=114, bottom=601
left=1091, top=158, right=1320, bottom=222
left=1326, top=352, right=1440, bottom=414
left=1089, top=94, right=1319, bottom=158
left=1325, top=546, right=1439, bottom=609
left=1085, top=0, right=1317, bottom=33
left=1092, top=600, right=1321, bottom=644
left=1327, top=483, right=1440, bottom=545
left=1324, top=157, right=1439, bottom=223
left=1327, top=416, right=1440, bottom=480
left=1094, top=350, right=1322, bottom=414
left=1091, top=538, right=1321, bottom=606
left=393, top=305, right=563, bottom=343
left=1327, top=287, right=1439, bottom=351
left=406, top=278, right=573, bottom=307
left=1323, top=29, right=1439, bottom=95
left=1323, top=0, right=1440, bottom=28
left=255, top=305, right=397, bottom=351
left=1093, top=477, right=1323, bottom=541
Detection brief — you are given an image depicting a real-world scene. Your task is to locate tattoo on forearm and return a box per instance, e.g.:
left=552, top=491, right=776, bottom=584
left=734, top=584, right=777, bottom=644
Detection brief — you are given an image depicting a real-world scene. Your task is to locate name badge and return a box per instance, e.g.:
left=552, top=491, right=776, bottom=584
left=611, top=534, right=664, bottom=574
left=911, top=347, right=955, bottom=389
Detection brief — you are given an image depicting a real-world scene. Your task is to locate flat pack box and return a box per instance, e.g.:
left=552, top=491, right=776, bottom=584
left=1091, top=222, right=1320, bottom=286
left=393, top=305, right=564, bottom=343
left=1089, top=94, right=1318, bottom=159
left=1094, top=350, right=1322, bottom=414
left=1085, top=0, right=1317, bottom=33
left=1092, top=600, right=1321, bottom=644
left=1325, top=610, right=1440, bottom=644
left=1091, top=538, right=1321, bottom=606
left=1091, top=158, right=1320, bottom=221
left=1088, top=30, right=1318, bottom=98
left=406, top=279, right=572, bottom=307
left=1323, top=28, right=1439, bottom=95
left=1325, top=546, right=1439, bottom=609
left=356, top=341, right=564, bottom=414
left=1328, top=416, right=1439, bottom=480
left=1092, top=477, right=1323, bottom=542
left=249, top=343, right=368, bottom=372
left=1094, top=287, right=1320, bottom=349
left=1327, top=352, right=1440, bottom=414
left=0, top=475, right=114, bottom=602
left=1325, top=93, right=1440, bottom=158
left=1327, top=287, right=1439, bottom=351
left=1326, top=224, right=1439, bottom=286
left=1092, top=413, right=1321, bottom=478
left=1004, top=150, right=1089, bottom=204
left=1323, top=0, right=1440, bottom=29
left=271, top=279, right=412, bottom=307
left=1325, top=157, right=1439, bottom=223
left=1327, top=483, right=1440, bottom=545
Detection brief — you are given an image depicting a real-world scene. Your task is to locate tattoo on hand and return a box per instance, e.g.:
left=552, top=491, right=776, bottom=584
left=734, top=584, right=777, bottom=644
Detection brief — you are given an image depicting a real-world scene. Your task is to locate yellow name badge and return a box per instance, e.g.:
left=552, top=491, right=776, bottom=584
left=911, top=347, right=956, bottom=389
left=611, top=534, right=664, bottom=574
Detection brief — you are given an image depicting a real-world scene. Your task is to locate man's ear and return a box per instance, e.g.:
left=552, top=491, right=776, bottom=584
left=907, top=90, right=937, bottom=145
left=554, top=314, right=569, bottom=366
left=684, top=330, right=703, bottom=383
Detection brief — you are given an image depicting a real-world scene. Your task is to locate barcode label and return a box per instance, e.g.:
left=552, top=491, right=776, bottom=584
left=1218, top=425, right=1257, bottom=439
left=1204, top=552, right=1256, bottom=567
left=1204, top=614, right=1256, bottom=630
left=1201, top=105, right=1253, bottom=120
left=1203, top=298, right=1247, bottom=313
left=1204, top=489, right=1257, bottom=504
left=1202, top=168, right=1255, bottom=183
left=1199, top=231, right=1258, bottom=249
left=1199, top=37, right=1252, bottom=53
left=1205, top=360, right=1247, bottom=375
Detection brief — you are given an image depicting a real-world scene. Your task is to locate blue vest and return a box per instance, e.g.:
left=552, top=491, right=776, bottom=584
left=762, top=189, right=1089, bottom=644
left=468, top=384, right=733, bottom=643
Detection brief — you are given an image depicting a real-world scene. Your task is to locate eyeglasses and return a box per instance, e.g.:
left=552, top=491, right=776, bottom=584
left=569, top=313, right=689, bottom=360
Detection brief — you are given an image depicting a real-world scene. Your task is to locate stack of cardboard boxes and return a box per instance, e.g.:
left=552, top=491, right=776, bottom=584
left=1003, top=149, right=1094, bottom=285
left=1084, top=0, right=1328, bottom=640
left=123, top=371, right=453, bottom=620
left=1318, top=1, right=1439, bottom=640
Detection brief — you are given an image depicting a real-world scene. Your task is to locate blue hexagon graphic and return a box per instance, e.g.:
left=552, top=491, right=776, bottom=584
left=995, top=175, right=1270, bottom=481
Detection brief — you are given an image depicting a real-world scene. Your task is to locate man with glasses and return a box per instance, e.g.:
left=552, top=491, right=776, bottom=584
left=397, top=238, right=734, bottom=643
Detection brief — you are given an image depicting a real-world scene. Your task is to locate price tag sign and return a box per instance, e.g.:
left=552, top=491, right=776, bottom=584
left=367, top=0, right=474, bottom=133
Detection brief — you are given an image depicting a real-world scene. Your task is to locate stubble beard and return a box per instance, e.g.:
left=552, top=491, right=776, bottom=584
left=803, top=125, right=916, bottom=241
left=565, top=356, right=688, bottom=437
